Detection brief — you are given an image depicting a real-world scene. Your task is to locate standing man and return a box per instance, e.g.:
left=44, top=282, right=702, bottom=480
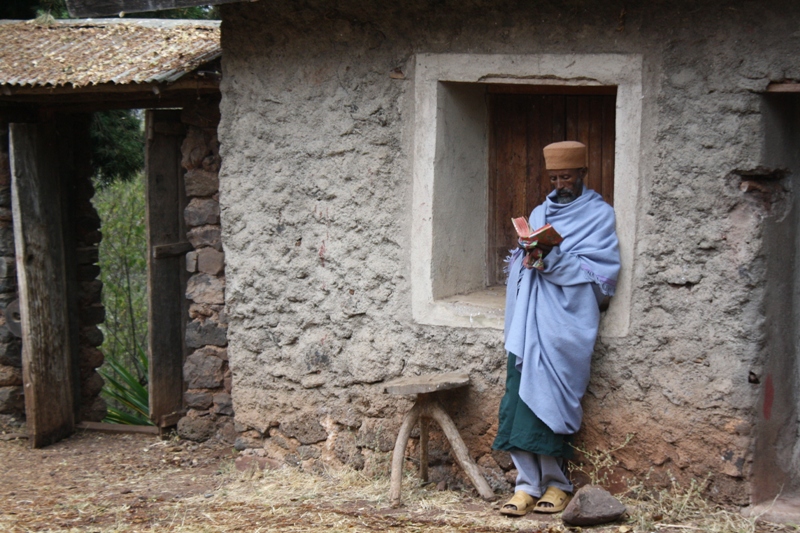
left=493, top=141, right=620, bottom=515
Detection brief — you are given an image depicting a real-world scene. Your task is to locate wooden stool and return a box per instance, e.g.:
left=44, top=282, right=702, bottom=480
left=384, top=372, right=495, bottom=506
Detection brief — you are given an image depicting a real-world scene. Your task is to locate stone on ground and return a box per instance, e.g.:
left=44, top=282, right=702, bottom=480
left=562, top=485, right=627, bottom=526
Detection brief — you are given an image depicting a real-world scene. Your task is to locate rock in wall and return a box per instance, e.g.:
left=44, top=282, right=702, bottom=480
left=74, top=166, right=107, bottom=423
left=177, top=97, right=236, bottom=444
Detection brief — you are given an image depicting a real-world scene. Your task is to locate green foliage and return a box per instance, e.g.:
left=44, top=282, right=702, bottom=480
left=94, top=173, right=151, bottom=425
left=98, top=345, right=152, bottom=425
left=90, top=110, right=145, bottom=187
left=36, top=0, right=68, bottom=18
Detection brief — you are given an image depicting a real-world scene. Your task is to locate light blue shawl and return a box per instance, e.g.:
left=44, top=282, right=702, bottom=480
left=504, top=188, right=620, bottom=435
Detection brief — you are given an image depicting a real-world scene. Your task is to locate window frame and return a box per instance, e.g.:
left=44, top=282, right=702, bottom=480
left=410, top=53, right=642, bottom=337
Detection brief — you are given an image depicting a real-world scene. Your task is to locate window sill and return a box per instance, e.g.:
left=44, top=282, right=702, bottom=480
left=417, top=285, right=506, bottom=330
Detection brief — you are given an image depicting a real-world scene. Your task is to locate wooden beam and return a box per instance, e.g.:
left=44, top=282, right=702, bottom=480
left=488, top=84, right=618, bottom=95
left=0, top=93, right=216, bottom=115
left=766, top=83, right=800, bottom=93
left=9, top=122, right=75, bottom=448
left=146, top=110, right=188, bottom=428
left=77, top=421, right=159, bottom=435
left=66, top=0, right=242, bottom=17
left=153, top=241, right=193, bottom=259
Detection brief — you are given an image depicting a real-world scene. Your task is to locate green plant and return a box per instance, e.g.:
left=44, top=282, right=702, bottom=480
left=98, top=345, right=152, bottom=426
left=94, top=173, right=150, bottom=425
left=90, top=110, right=145, bottom=187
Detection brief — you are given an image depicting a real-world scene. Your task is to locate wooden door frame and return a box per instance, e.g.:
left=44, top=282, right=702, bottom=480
left=9, top=120, right=77, bottom=447
left=145, top=109, right=189, bottom=430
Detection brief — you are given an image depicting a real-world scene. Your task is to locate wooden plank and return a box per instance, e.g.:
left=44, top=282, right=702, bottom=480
left=158, top=410, right=185, bottom=428
left=766, top=83, right=800, bottom=93
left=525, top=95, right=546, bottom=215
left=588, top=96, right=604, bottom=195
left=491, top=95, right=525, bottom=285
left=66, top=0, right=237, bottom=17
left=551, top=94, right=566, bottom=143
left=77, top=421, right=159, bottom=435
left=536, top=95, right=556, bottom=209
left=565, top=96, right=579, bottom=140
left=487, top=84, right=618, bottom=95
left=11, top=95, right=215, bottom=116
left=486, top=96, right=499, bottom=285
left=146, top=110, right=187, bottom=427
left=153, top=241, right=193, bottom=259
left=601, top=95, right=616, bottom=205
left=508, top=97, right=528, bottom=230
left=384, top=372, right=470, bottom=395
left=9, top=122, right=74, bottom=447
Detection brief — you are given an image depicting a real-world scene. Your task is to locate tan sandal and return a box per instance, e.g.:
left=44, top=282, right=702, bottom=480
left=500, top=491, right=537, bottom=516
left=533, top=486, right=571, bottom=514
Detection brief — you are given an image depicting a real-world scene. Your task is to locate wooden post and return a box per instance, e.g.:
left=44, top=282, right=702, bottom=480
left=9, top=123, right=74, bottom=447
left=145, top=110, right=187, bottom=429
left=389, top=402, right=422, bottom=506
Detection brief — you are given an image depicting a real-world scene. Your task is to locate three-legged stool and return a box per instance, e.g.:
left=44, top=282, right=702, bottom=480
left=384, top=372, right=495, bottom=506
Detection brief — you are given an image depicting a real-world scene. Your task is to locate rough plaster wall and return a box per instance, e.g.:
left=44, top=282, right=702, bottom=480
left=218, top=0, right=800, bottom=502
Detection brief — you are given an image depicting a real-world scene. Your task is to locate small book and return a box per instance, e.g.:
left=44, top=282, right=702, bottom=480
left=511, top=218, right=564, bottom=247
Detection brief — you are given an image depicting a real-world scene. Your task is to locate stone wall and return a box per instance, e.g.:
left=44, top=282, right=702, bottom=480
left=73, top=146, right=107, bottom=423
left=217, top=0, right=800, bottom=504
left=0, top=122, right=23, bottom=417
left=177, top=97, right=234, bottom=444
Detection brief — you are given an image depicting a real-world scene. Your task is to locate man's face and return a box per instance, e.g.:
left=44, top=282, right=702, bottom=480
left=548, top=168, right=586, bottom=204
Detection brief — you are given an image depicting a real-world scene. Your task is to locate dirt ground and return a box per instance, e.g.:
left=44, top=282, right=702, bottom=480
left=0, top=418, right=795, bottom=533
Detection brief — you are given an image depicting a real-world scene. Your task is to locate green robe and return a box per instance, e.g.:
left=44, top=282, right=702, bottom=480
left=493, top=352, right=574, bottom=458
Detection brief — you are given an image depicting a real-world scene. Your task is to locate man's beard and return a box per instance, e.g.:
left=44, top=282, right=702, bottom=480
left=556, top=191, right=576, bottom=204
left=556, top=180, right=583, bottom=204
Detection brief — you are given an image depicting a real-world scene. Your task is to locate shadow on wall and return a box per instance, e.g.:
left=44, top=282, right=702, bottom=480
left=751, top=92, right=800, bottom=504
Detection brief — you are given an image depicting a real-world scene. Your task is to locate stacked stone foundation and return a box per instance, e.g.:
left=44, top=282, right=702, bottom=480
left=176, top=97, right=235, bottom=443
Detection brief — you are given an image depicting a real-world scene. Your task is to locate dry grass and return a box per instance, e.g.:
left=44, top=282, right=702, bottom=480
left=1, top=429, right=797, bottom=532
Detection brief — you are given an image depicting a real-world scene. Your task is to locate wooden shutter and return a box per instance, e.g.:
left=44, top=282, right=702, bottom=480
left=9, top=122, right=75, bottom=447
left=145, top=110, right=188, bottom=428
left=488, top=90, right=616, bottom=285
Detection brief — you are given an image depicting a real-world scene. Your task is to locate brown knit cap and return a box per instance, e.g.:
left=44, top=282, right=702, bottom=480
left=543, top=141, right=587, bottom=170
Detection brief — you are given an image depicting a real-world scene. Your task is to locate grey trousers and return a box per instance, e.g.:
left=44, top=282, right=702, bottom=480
left=510, top=449, right=573, bottom=498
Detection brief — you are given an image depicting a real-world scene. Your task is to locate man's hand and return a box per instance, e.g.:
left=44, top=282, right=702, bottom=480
left=537, top=243, right=553, bottom=257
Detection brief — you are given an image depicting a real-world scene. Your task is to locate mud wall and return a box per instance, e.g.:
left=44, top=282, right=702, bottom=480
left=217, top=0, right=800, bottom=503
